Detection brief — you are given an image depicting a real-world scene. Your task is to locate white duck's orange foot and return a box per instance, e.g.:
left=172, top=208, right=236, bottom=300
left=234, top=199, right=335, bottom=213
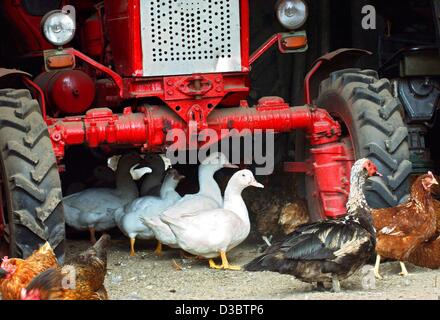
left=154, top=242, right=163, bottom=257
left=209, top=259, right=222, bottom=269
left=89, top=227, right=97, bottom=244
left=208, top=259, right=241, bottom=270
left=223, top=264, right=241, bottom=271
left=208, top=251, right=241, bottom=271
left=129, top=238, right=136, bottom=257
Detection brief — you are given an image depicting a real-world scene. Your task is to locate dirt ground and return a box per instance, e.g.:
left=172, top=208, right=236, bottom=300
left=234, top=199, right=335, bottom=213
left=65, top=238, right=440, bottom=300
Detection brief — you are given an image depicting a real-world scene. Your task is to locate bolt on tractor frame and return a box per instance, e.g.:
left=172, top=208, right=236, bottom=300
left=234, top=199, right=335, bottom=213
left=0, top=0, right=411, bottom=259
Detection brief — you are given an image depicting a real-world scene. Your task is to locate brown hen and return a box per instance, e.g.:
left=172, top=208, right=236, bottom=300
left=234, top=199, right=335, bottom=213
left=407, top=199, right=440, bottom=269
left=0, top=242, right=58, bottom=300
left=372, top=172, right=438, bottom=278
left=20, top=268, right=104, bottom=300
left=21, top=234, right=110, bottom=300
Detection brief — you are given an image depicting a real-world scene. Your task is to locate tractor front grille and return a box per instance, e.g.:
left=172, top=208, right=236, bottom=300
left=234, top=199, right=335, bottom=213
left=140, top=0, right=242, bottom=77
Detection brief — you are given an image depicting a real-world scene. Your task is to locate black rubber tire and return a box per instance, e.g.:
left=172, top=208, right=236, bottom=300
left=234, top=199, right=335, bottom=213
left=0, top=89, right=65, bottom=262
left=314, top=68, right=412, bottom=209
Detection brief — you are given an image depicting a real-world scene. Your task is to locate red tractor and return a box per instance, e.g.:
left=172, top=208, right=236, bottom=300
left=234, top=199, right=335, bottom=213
left=0, top=0, right=411, bottom=261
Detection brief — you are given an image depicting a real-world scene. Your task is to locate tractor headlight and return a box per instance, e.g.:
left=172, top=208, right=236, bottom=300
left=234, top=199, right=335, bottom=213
left=276, top=0, right=308, bottom=30
left=42, top=10, right=76, bottom=46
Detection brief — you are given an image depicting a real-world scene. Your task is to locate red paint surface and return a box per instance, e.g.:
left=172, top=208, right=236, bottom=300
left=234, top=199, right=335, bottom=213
left=308, top=140, right=355, bottom=218
left=249, top=34, right=280, bottom=65
left=82, top=14, right=105, bottom=58
left=2, top=0, right=57, bottom=53
left=104, top=0, right=143, bottom=76
left=47, top=97, right=341, bottom=159
left=35, top=70, right=95, bottom=114
left=304, top=60, right=323, bottom=105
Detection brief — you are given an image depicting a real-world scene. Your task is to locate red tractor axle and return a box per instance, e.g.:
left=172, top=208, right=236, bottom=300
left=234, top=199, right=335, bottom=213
left=47, top=97, right=341, bottom=154
left=47, top=96, right=351, bottom=219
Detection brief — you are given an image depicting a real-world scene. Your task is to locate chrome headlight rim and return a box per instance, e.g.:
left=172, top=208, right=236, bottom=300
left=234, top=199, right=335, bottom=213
left=41, top=10, right=76, bottom=47
left=276, top=0, right=309, bottom=31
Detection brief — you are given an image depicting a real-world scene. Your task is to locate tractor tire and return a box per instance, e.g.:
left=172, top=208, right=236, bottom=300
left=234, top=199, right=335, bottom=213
left=0, top=88, right=65, bottom=262
left=314, top=68, right=412, bottom=209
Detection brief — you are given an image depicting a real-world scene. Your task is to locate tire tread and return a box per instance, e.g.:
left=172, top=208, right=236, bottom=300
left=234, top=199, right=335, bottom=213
left=0, top=89, right=65, bottom=260
left=317, top=69, right=411, bottom=208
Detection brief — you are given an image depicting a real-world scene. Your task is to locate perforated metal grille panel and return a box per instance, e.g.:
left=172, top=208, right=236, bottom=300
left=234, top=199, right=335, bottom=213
left=140, top=0, right=242, bottom=77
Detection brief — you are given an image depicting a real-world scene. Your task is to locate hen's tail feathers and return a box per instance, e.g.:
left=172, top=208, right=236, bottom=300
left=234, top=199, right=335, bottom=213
left=408, top=238, right=440, bottom=269
left=96, top=286, right=109, bottom=300
left=92, top=234, right=111, bottom=253
left=78, top=234, right=111, bottom=266
left=26, top=268, right=62, bottom=293
left=38, top=242, right=54, bottom=255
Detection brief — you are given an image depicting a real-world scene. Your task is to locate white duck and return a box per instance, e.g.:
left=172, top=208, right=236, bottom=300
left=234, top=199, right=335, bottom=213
left=114, top=169, right=184, bottom=256
left=159, top=169, right=263, bottom=270
left=63, top=153, right=151, bottom=243
left=140, top=152, right=237, bottom=253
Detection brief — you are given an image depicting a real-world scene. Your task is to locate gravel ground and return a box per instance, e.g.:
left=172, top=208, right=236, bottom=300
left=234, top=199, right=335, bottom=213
left=65, top=238, right=440, bottom=300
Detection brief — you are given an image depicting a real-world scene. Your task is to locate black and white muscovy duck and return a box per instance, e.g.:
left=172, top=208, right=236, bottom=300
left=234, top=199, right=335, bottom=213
left=245, top=158, right=379, bottom=292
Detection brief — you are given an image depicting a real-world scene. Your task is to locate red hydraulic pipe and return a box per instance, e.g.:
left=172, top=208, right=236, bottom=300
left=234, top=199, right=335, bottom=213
left=47, top=97, right=341, bottom=159
left=249, top=34, right=280, bottom=65
left=47, top=106, right=186, bottom=159
left=207, top=98, right=341, bottom=146
left=24, top=77, right=47, bottom=120
left=65, top=48, right=124, bottom=97
left=304, top=60, right=323, bottom=105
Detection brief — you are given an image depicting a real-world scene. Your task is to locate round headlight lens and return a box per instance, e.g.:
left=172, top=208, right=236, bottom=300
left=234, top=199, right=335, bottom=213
left=42, top=11, right=76, bottom=46
left=276, top=0, right=308, bottom=30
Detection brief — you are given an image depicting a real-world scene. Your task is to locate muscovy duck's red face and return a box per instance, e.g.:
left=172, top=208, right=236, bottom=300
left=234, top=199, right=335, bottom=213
left=362, top=160, right=380, bottom=177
